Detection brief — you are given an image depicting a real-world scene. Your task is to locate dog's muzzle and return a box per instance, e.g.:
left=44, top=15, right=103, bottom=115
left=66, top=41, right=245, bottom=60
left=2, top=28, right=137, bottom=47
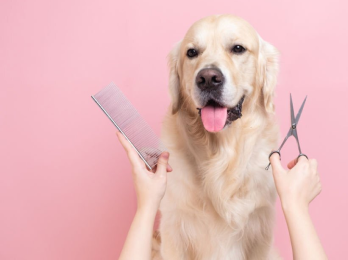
left=197, top=96, right=245, bottom=132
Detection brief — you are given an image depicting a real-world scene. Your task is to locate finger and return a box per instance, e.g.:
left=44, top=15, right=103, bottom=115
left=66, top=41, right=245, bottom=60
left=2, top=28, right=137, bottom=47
left=116, top=132, right=145, bottom=169
left=150, top=161, right=172, bottom=173
left=309, top=158, right=318, bottom=174
left=294, top=155, right=309, bottom=170
left=269, top=152, right=285, bottom=178
left=166, top=163, right=173, bottom=172
left=116, top=131, right=132, bottom=152
left=309, top=158, right=317, bottom=168
left=153, top=164, right=172, bottom=173
left=155, top=152, right=170, bottom=178
left=297, top=154, right=308, bottom=163
left=287, top=158, right=298, bottom=169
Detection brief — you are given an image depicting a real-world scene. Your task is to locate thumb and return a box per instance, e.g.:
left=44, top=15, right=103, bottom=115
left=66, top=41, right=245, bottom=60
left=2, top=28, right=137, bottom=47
left=269, top=152, right=285, bottom=180
left=155, top=152, right=170, bottom=178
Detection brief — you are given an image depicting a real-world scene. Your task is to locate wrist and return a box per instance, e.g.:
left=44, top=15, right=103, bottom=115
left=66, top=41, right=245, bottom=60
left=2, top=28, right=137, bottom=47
left=281, top=199, right=309, bottom=215
left=138, top=195, right=161, bottom=209
left=136, top=203, right=159, bottom=218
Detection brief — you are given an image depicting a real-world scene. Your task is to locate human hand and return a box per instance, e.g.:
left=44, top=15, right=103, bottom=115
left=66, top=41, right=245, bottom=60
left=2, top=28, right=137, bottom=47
left=116, top=131, right=172, bottom=213
left=270, top=154, right=322, bottom=212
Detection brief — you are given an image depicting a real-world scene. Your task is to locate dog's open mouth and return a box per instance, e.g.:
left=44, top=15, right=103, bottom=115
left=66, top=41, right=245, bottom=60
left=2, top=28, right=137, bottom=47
left=197, top=96, right=245, bottom=132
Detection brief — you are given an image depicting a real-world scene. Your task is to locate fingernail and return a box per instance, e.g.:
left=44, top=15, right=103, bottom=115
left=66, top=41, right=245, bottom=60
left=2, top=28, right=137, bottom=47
left=162, top=152, right=169, bottom=159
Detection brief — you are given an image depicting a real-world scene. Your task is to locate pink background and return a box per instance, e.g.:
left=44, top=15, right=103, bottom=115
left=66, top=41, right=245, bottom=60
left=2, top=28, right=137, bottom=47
left=1, top=0, right=347, bottom=259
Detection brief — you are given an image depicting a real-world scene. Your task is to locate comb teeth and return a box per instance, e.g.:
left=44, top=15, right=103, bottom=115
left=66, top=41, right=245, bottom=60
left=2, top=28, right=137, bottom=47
left=92, top=82, right=165, bottom=170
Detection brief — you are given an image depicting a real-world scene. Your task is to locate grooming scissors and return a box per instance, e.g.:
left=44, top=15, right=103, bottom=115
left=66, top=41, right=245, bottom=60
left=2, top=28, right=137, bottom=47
left=265, top=94, right=308, bottom=170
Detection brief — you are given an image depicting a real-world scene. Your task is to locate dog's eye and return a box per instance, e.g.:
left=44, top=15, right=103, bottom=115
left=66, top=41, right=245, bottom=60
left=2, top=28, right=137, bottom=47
left=232, top=45, right=246, bottom=54
left=187, top=49, right=198, bottom=58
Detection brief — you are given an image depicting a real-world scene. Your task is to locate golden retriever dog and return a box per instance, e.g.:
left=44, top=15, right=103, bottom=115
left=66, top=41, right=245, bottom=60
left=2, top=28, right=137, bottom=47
left=154, top=14, right=280, bottom=260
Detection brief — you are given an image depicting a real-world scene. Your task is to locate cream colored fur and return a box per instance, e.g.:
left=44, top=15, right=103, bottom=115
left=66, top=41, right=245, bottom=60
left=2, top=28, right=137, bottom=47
left=156, top=14, right=281, bottom=260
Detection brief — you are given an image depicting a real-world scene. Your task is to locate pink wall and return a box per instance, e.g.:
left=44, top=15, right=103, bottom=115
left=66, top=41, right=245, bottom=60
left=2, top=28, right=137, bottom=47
left=1, top=0, right=347, bottom=259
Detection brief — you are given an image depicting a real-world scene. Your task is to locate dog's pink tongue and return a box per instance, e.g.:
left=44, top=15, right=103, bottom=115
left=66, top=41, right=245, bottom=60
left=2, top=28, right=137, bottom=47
left=201, top=106, right=227, bottom=132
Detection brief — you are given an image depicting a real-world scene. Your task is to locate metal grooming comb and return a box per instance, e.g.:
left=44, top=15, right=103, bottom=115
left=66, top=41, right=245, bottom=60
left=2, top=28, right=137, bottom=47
left=91, top=82, right=165, bottom=170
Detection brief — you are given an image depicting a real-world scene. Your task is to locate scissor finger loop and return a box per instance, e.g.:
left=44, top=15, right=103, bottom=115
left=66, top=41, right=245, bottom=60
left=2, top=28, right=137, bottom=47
left=296, top=153, right=308, bottom=162
left=269, top=150, right=281, bottom=161
left=265, top=150, right=281, bottom=170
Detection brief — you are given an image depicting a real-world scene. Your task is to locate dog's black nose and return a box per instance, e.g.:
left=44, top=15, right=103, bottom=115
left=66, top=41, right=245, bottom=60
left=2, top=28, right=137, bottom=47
left=196, top=68, right=224, bottom=91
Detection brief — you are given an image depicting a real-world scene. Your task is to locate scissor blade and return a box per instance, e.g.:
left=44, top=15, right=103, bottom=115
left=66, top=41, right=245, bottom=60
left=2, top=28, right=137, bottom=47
left=290, top=94, right=296, bottom=125
left=292, top=128, right=302, bottom=154
left=295, top=95, right=307, bottom=125
left=278, top=127, right=292, bottom=151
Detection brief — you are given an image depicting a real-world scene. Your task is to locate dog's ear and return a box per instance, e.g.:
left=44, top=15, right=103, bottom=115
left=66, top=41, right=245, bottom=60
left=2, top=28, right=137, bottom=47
left=167, top=40, right=182, bottom=114
left=257, top=36, right=279, bottom=113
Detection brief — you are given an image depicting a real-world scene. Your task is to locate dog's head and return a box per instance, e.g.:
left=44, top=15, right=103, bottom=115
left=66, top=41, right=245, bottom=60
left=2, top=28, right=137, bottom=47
left=168, top=14, right=279, bottom=133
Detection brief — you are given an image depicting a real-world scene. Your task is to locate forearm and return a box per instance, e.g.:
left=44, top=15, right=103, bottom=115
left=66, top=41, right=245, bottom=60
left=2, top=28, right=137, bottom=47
left=282, top=204, right=327, bottom=260
left=119, top=207, right=157, bottom=260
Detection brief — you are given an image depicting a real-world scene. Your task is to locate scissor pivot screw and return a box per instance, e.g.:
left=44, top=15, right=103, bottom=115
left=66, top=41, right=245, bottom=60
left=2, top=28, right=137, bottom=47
left=292, top=124, right=296, bottom=129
